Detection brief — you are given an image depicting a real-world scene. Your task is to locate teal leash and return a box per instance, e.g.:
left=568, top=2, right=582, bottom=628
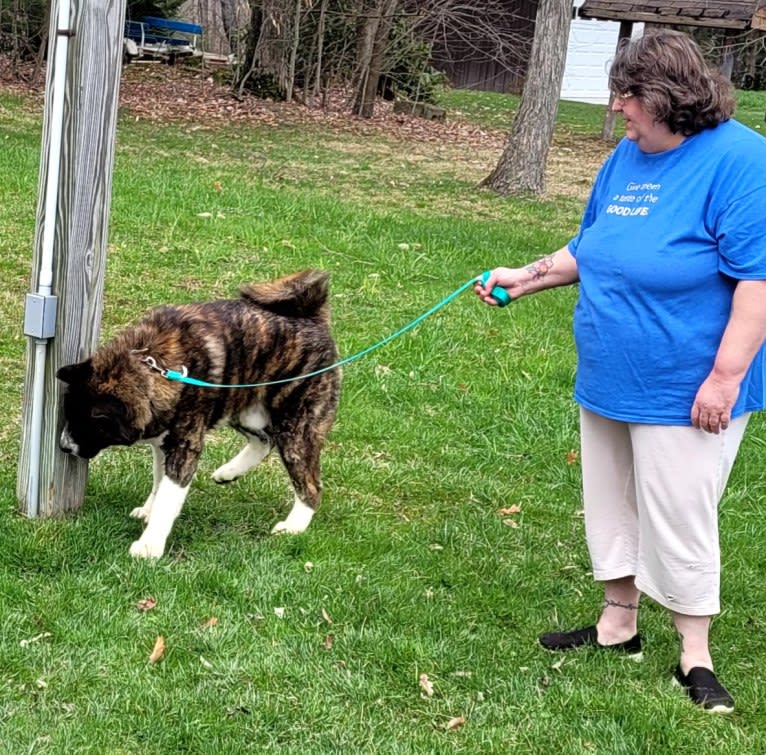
left=154, top=273, right=508, bottom=390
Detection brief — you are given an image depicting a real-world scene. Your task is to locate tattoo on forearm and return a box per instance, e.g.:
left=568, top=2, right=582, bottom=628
left=525, top=255, right=554, bottom=281
left=602, top=599, right=639, bottom=611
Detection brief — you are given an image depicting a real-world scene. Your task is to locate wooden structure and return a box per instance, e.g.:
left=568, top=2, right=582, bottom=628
left=18, top=0, right=125, bottom=516
left=428, top=0, right=538, bottom=94
left=578, top=0, right=766, bottom=138
left=580, top=0, right=766, bottom=29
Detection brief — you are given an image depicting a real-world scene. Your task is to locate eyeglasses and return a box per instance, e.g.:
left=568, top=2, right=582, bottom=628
left=611, top=91, right=635, bottom=105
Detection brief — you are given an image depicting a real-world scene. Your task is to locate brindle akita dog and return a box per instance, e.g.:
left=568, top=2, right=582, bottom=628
left=57, top=270, right=341, bottom=559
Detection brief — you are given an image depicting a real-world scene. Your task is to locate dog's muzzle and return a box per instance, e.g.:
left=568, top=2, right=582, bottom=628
left=59, top=428, right=80, bottom=457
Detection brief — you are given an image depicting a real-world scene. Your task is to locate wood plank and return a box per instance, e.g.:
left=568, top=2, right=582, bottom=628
left=579, top=0, right=756, bottom=27
left=18, top=0, right=126, bottom=516
left=579, top=6, right=750, bottom=27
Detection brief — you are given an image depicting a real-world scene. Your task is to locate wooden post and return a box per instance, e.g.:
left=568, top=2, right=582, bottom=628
left=719, top=28, right=738, bottom=81
left=17, top=0, right=126, bottom=516
left=601, top=20, right=633, bottom=142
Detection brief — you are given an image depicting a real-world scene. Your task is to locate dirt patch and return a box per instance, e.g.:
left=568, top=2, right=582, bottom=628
left=548, top=132, right=612, bottom=198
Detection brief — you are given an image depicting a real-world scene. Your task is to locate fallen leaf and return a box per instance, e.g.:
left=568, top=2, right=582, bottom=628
left=148, top=635, right=165, bottom=664
left=429, top=543, right=444, bottom=551
left=502, top=519, right=519, bottom=528
left=304, top=561, right=314, bottom=572
left=199, top=655, right=213, bottom=669
left=419, top=672, right=434, bottom=697
left=200, top=617, right=218, bottom=629
left=566, top=449, right=579, bottom=465
left=323, top=634, right=335, bottom=650
left=321, top=608, right=333, bottom=625
left=497, top=504, right=521, bottom=515
left=136, top=597, right=157, bottom=612
left=274, top=607, right=286, bottom=619
left=446, top=716, right=465, bottom=731
left=213, top=180, right=222, bottom=191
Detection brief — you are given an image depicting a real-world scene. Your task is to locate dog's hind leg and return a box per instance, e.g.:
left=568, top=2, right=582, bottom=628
left=270, top=425, right=325, bottom=535
left=271, top=492, right=316, bottom=534
left=130, top=437, right=165, bottom=523
left=212, top=431, right=272, bottom=484
left=271, top=377, right=339, bottom=535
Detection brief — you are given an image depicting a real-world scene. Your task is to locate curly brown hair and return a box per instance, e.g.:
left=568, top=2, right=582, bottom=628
left=609, top=30, right=735, bottom=135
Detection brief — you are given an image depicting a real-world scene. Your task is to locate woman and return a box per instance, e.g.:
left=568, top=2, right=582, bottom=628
left=477, top=30, right=766, bottom=713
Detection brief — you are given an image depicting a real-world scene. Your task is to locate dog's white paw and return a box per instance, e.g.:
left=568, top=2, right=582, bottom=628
left=271, top=519, right=303, bottom=534
left=211, top=464, right=239, bottom=484
left=130, top=505, right=151, bottom=522
left=129, top=539, right=165, bottom=559
left=270, top=499, right=314, bottom=535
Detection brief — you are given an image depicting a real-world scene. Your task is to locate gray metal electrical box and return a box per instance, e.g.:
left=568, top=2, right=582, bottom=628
left=23, top=293, right=58, bottom=339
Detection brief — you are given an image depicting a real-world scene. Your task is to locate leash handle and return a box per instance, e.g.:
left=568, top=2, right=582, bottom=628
left=163, top=274, right=508, bottom=389
left=479, top=270, right=512, bottom=307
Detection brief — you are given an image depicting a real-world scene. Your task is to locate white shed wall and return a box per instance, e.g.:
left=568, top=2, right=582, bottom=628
left=561, top=6, right=644, bottom=105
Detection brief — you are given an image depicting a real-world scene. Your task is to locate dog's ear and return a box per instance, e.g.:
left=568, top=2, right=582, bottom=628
left=56, top=359, right=93, bottom=385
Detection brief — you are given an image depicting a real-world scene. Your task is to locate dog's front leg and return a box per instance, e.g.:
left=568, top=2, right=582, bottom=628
left=129, top=436, right=201, bottom=559
left=129, top=475, right=191, bottom=559
left=130, top=437, right=166, bottom=523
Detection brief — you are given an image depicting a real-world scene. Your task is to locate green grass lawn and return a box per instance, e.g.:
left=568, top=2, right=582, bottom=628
left=0, top=83, right=765, bottom=753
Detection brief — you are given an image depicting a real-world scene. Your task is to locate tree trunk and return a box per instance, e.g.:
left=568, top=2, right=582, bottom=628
left=236, top=0, right=293, bottom=100
left=351, top=0, right=398, bottom=118
left=313, top=0, right=329, bottom=99
left=285, top=0, right=302, bottom=101
left=480, top=0, right=572, bottom=196
left=220, top=0, right=239, bottom=55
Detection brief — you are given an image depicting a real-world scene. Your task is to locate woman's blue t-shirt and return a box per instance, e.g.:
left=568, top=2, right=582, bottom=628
left=568, top=119, right=766, bottom=425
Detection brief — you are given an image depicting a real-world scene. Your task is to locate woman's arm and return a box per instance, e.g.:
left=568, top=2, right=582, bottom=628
left=475, top=245, right=579, bottom=306
left=692, top=279, right=766, bottom=433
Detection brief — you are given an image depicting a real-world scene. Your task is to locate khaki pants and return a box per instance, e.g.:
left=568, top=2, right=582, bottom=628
left=580, top=408, right=750, bottom=616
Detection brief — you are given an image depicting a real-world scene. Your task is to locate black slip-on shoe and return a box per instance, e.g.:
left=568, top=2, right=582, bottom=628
left=673, top=665, right=734, bottom=713
left=539, top=625, right=643, bottom=658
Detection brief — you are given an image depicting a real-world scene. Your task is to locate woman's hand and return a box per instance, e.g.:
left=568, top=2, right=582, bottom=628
left=692, top=280, right=766, bottom=433
left=474, top=267, right=527, bottom=305
left=691, top=373, right=741, bottom=434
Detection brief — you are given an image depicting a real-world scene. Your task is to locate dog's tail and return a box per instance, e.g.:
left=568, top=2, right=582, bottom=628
left=240, top=270, right=330, bottom=319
